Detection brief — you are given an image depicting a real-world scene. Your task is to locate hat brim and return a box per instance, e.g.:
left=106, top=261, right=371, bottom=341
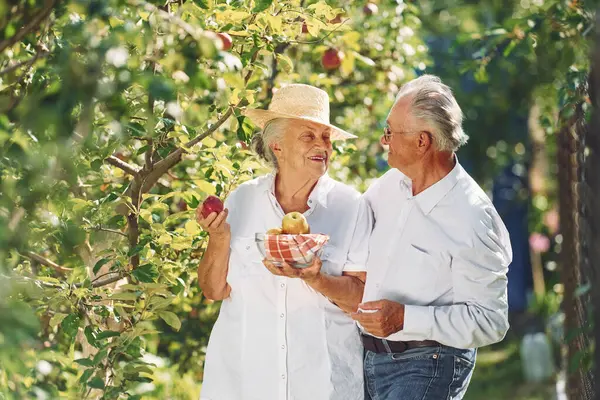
left=243, top=109, right=357, bottom=141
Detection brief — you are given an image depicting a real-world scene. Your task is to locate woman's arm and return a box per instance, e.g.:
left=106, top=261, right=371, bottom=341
left=196, top=209, right=232, bottom=300
left=303, top=270, right=366, bottom=313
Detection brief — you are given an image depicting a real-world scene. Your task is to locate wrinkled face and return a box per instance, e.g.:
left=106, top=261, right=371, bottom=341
left=382, top=97, right=432, bottom=173
left=272, top=120, right=333, bottom=179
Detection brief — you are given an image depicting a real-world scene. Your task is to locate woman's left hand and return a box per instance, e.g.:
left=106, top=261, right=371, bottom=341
left=262, top=256, right=322, bottom=283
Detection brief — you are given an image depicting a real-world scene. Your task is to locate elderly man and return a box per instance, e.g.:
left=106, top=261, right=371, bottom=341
left=352, top=75, right=512, bottom=400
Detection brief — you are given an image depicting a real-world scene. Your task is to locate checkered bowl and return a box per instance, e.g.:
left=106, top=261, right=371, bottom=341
left=255, top=232, right=329, bottom=269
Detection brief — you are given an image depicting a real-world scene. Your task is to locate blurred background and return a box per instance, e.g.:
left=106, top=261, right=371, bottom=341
left=0, top=0, right=596, bottom=399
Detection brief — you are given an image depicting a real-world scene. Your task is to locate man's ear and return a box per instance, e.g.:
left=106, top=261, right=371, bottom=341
left=417, top=131, right=433, bottom=153
left=270, top=141, right=283, bottom=158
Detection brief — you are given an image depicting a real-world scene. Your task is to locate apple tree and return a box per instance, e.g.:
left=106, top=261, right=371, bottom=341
left=0, top=0, right=428, bottom=398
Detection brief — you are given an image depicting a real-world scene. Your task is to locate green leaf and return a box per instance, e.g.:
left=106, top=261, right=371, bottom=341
left=90, top=158, right=103, bottom=170
left=132, top=264, right=159, bottom=283
left=75, top=358, right=95, bottom=367
left=88, top=376, right=105, bottom=389
left=93, top=348, right=109, bottom=365
left=49, top=313, right=67, bottom=328
left=96, top=330, right=121, bottom=340
left=193, top=0, right=209, bottom=9
left=79, top=369, right=94, bottom=384
left=109, top=292, right=139, bottom=301
left=158, top=311, right=181, bottom=331
left=93, top=258, right=110, bottom=274
left=276, top=53, right=294, bottom=73
left=61, top=314, right=81, bottom=339
left=252, top=0, right=272, bottom=13
left=84, top=326, right=98, bottom=348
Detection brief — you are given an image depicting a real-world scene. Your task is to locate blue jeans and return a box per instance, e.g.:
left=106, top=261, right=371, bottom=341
left=364, top=345, right=476, bottom=400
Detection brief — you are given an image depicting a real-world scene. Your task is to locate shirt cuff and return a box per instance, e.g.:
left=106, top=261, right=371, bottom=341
left=387, top=305, right=434, bottom=341
left=342, top=262, right=366, bottom=272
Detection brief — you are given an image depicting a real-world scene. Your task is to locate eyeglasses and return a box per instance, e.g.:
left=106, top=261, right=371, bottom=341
left=382, top=127, right=427, bottom=143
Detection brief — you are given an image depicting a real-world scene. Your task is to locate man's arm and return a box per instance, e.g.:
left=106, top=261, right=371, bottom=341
left=354, top=207, right=511, bottom=349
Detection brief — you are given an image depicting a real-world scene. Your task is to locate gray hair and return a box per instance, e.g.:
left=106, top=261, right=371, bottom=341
left=393, top=74, right=468, bottom=152
left=250, top=118, right=289, bottom=170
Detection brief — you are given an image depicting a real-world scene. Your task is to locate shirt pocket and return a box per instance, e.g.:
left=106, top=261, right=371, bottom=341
left=228, top=236, right=270, bottom=282
left=397, top=244, right=448, bottom=299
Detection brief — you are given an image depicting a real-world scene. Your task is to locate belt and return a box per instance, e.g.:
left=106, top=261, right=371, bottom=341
left=360, top=334, right=440, bottom=354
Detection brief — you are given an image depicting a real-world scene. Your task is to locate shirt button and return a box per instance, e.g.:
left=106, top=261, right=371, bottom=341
left=280, top=283, right=285, bottom=288
left=308, top=200, right=313, bottom=204
left=245, top=245, right=250, bottom=250
left=281, top=374, right=286, bottom=379
left=280, top=313, right=285, bottom=318
left=281, top=345, right=285, bottom=349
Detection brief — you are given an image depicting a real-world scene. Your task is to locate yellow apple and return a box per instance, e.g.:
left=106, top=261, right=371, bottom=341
left=281, top=212, right=310, bottom=234
left=266, top=228, right=283, bottom=235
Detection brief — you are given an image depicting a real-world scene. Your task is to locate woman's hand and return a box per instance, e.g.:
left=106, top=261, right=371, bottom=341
left=196, top=207, right=231, bottom=240
left=262, top=256, right=322, bottom=283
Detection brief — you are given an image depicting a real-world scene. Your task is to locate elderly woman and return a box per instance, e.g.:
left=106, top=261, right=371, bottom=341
left=197, top=84, right=371, bottom=400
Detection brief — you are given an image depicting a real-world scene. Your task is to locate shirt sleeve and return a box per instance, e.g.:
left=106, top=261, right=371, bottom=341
left=343, top=195, right=374, bottom=272
left=389, top=207, right=512, bottom=348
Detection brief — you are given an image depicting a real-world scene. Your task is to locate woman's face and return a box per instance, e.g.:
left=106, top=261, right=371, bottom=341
left=272, top=120, right=333, bottom=179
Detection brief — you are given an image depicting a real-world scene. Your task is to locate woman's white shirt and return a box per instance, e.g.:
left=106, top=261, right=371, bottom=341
left=200, top=173, right=371, bottom=400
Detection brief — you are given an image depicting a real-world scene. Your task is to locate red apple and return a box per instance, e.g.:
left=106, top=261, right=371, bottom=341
left=200, top=195, right=224, bottom=218
left=322, top=48, right=343, bottom=70
left=363, top=3, right=378, bottom=16
left=217, top=33, right=233, bottom=51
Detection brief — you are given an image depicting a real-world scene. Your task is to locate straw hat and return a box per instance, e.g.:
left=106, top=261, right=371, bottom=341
left=243, top=84, right=356, bottom=140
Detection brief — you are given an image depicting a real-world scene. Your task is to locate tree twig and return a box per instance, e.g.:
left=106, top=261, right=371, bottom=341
left=90, top=226, right=128, bottom=238
left=0, top=0, right=57, bottom=54
left=23, top=252, right=73, bottom=274
left=105, top=156, right=140, bottom=176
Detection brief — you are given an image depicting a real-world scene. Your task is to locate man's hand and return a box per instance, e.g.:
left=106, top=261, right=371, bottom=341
left=351, top=300, right=405, bottom=337
left=262, top=256, right=322, bottom=283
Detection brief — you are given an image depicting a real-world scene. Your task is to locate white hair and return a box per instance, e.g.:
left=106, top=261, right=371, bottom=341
left=250, top=118, right=290, bottom=170
left=393, top=74, right=469, bottom=152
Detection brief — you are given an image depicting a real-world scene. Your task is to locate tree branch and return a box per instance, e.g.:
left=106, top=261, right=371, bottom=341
left=144, top=138, right=154, bottom=171
left=0, top=0, right=57, bottom=54
left=0, top=48, right=49, bottom=76
left=105, top=156, right=140, bottom=176
left=139, top=106, right=236, bottom=193
left=24, top=252, right=73, bottom=274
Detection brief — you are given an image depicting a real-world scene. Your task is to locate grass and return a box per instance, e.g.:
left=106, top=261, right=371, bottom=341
left=465, top=339, right=557, bottom=400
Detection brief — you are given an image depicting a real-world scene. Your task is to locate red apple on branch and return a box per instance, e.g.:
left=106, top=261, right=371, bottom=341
left=217, top=33, right=233, bottom=51
left=363, top=3, right=378, bottom=16
left=322, top=48, right=343, bottom=70
left=200, top=195, right=224, bottom=218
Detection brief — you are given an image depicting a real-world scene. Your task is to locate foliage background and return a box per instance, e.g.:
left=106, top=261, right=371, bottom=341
left=0, top=0, right=594, bottom=399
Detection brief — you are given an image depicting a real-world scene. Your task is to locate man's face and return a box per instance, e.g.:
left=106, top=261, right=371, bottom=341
left=273, top=120, right=333, bottom=179
left=383, top=97, right=425, bottom=173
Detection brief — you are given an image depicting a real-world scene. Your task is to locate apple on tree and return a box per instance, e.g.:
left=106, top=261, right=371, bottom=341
left=217, top=32, right=232, bottom=51
left=363, top=3, right=378, bottom=16
left=322, top=48, right=343, bottom=70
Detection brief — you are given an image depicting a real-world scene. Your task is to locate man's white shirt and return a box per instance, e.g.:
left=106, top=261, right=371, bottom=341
left=361, top=161, right=512, bottom=349
left=200, top=173, right=370, bottom=400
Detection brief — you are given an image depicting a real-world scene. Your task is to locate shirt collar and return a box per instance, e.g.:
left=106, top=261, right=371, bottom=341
left=263, top=172, right=333, bottom=208
left=402, top=158, right=463, bottom=215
